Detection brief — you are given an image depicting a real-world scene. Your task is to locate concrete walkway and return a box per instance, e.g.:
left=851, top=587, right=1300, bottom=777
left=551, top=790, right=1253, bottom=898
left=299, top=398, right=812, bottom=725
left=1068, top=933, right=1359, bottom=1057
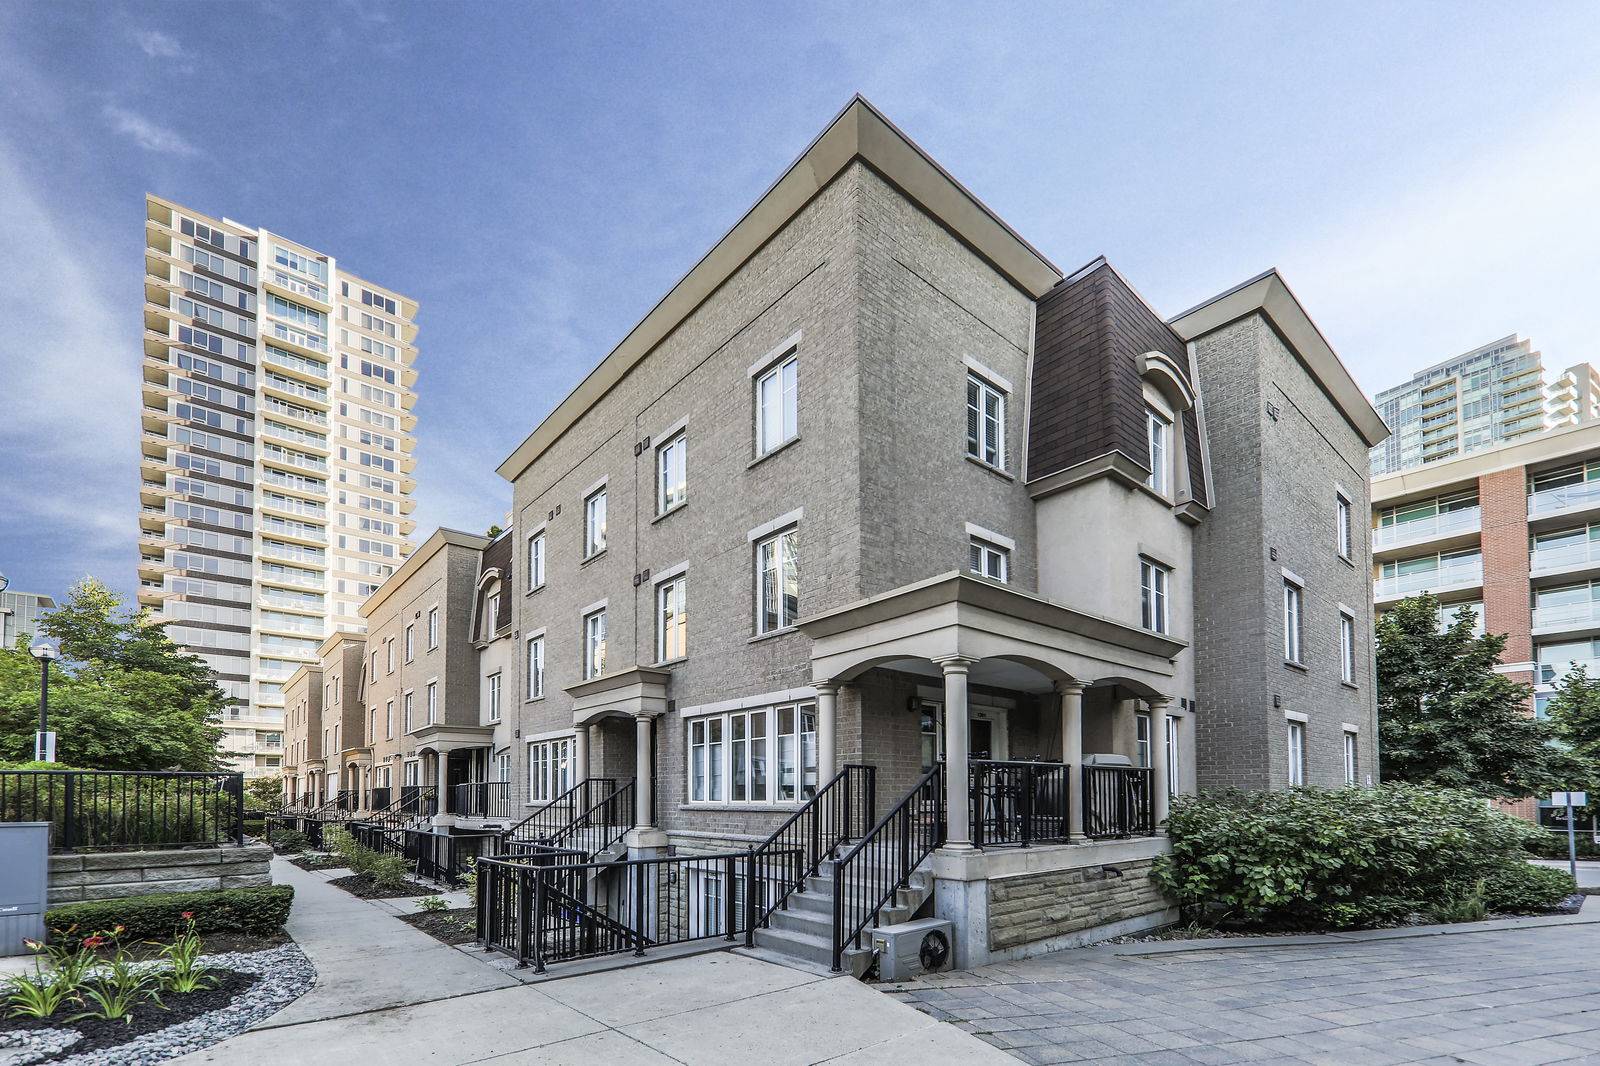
left=176, top=857, right=1007, bottom=1065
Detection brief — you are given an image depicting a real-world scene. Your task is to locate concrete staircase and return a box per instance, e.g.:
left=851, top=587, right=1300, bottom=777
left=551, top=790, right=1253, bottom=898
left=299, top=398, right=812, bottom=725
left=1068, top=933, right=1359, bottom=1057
left=752, top=858, right=934, bottom=978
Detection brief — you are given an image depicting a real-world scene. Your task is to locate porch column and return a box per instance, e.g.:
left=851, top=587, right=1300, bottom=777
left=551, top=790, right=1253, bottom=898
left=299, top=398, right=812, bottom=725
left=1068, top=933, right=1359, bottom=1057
left=573, top=723, right=590, bottom=782
left=1058, top=681, right=1086, bottom=839
left=1149, top=696, right=1173, bottom=826
left=633, top=713, right=655, bottom=829
left=815, top=681, right=839, bottom=783
left=937, top=657, right=977, bottom=850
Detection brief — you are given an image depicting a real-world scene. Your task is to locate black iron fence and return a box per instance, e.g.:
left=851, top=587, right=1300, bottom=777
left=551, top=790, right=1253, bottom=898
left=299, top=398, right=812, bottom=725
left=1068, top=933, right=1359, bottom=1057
left=1082, top=764, right=1153, bottom=838
left=750, top=764, right=875, bottom=924
left=0, top=770, right=245, bottom=852
left=453, top=781, right=515, bottom=820
left=970, top=760, right=1070, bottom=847
left=415, top=831, right=499, bottom=886
left=831, top=764, right=943, bottom=972
left=369, top=786, right=392, bottom=812
left=503, top=778, right=616, bottom=845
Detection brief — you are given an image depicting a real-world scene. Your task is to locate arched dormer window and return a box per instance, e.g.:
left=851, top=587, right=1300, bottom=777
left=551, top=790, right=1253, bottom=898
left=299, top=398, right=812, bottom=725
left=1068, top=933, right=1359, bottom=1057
left=475, top=568, right=503, bottom=643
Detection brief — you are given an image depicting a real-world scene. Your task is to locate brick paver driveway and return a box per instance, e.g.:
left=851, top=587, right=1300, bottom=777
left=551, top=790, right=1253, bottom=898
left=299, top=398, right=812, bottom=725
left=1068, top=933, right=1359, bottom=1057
left=886, top=918, right=1600, bottom=1065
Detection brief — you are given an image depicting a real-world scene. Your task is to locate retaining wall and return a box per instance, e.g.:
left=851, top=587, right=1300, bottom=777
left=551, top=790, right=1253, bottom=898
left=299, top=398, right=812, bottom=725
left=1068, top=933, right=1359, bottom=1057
left=47, top=844, right=273, bottom=904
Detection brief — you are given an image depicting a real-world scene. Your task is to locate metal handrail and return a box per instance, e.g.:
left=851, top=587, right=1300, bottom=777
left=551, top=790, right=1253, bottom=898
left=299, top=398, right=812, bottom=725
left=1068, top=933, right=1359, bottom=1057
left=751, top=764, right=875, bottom=927
left=1081, top=765, right=1154, bottom=838
left=0, top=770, right=245, bottom=852
left=970, top=759, right=1071, bottom=847
left=501, top=778, right=616, bottom=845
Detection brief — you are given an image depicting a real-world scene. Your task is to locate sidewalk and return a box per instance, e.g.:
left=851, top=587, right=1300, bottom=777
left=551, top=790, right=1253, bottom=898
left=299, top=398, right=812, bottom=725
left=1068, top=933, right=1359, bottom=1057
left=176, top=857, right=1009, bottom=1065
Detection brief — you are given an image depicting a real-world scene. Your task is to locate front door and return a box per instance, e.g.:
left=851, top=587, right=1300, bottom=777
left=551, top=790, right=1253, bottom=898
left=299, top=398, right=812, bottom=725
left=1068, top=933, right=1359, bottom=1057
left=920, top=700, right=1010, bottom=769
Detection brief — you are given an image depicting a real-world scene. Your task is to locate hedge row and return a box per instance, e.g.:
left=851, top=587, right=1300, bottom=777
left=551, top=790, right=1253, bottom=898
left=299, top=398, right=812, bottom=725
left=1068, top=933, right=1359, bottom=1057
left=46, top=884, right=294, bottom=945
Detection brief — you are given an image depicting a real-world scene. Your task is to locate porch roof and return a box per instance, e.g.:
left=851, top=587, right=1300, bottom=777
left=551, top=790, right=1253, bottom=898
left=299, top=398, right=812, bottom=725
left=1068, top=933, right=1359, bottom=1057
left=566, top=666, right=671, bottom=727
left=408, top=723, right=495, bottom=754
left=799, top=572, right=1185, bottom=694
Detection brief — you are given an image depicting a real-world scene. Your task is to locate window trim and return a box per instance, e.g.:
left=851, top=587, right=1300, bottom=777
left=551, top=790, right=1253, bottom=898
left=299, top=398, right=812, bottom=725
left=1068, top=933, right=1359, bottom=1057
left=1339, top=610, right=1357, bottom=685
left=404, top=624, right=415, bottom=663
left=966, top=372, right=1007, bottom=471
left=656, top=430, right=688, bottom=516
left=754, top=525, right=800, bottom=636
left=1145, top=405, right=1172, bottom=497
left=526, top=527, right=547, bottom=592
left=525, top=631, right=546, bottom=700
left=657, top=574, right=688, bottom=664
left=426, top=605, right=439, bottom=649
left=754, top=345, right=800, bottom=458
left=968, top=536, right=1010, bottom=583
left=1283, top=580, right=1304, bottom=665
left=582, top=608, right=607, bottom=680
left=1287, top=719, right=1307, bottom=786
left=1140, top=558, right=1171, bottom=634
left=487, top=672, right=502, bottom=723
left=1342, top=729, right=1358, bottom=785
left=526, top=735, right=574, bottom=805
left=1335, top=491, right=1353, bottom=560
left=583, top=487, right=608, bottom=559
left=685, top=701, right=817, bottom=807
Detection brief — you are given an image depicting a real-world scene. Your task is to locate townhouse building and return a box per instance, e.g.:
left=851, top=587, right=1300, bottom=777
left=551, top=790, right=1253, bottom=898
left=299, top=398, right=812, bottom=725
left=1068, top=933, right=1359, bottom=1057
left=1373, top=418, right=1600, bottom=822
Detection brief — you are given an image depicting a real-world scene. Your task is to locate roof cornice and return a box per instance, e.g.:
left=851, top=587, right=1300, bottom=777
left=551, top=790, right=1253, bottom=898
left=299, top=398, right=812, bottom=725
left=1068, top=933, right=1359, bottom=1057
left=495, top=96, right=1063, bottom=484
left=359, top=526, right=490, bottom=619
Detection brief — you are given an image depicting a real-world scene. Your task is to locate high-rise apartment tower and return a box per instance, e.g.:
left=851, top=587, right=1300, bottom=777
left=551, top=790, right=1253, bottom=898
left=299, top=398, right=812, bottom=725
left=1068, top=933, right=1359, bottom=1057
left=138, top=196, right=418, bottom=775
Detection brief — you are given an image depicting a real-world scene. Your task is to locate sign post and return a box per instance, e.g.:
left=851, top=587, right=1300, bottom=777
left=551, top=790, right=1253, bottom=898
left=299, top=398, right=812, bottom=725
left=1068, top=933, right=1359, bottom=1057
left=1552, top=792, right=1589, bottom=882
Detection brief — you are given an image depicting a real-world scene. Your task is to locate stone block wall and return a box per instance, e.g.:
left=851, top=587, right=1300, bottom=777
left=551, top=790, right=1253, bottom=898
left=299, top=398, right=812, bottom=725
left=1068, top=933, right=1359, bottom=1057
left=47, top=844, right=273, bottom=905
left=988, top=857, right=1166, bottom=953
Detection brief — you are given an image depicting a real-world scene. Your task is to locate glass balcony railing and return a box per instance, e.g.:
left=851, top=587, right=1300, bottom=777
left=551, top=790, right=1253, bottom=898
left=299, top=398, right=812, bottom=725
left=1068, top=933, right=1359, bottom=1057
left=1373, top=507, right=1481, bottom=548
left=1531, top=540, right=1600, bottom=573
left=262, top=446, right=328, bottom=474
left=263, top=346, right=330, bottom=380
left=1533, top=600, right=1600, bottom=631
left=1539, top=657, right=1600, bottom=686
left=263, top=373, right=328, bottom=403
left=261, top=517, right=326, bottom=543
left=1530, top=481, right=1600, bottom=517
left=1375, top=558, right=1483, bottom=598
left=257, top=565, right=325, bottom=589
left=262, top=398, right=328, bottom=426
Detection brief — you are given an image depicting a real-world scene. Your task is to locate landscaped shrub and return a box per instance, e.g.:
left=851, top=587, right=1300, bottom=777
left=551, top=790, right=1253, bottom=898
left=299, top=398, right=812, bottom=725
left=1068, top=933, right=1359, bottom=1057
left=267, top=827, right=308, bottom=853
left=1524, top=831, right=1600, bottom=860
left=46, top=885, right=294, bottom=946
left=1482, top=863, right=1578, bottom=913
left=1155, top=784, right=1546, bottom=930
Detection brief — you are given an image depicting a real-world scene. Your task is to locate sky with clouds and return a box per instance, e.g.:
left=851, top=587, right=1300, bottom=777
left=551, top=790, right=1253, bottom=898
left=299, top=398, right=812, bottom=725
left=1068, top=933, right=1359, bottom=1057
left=2, top=1, right=1598, bottom=604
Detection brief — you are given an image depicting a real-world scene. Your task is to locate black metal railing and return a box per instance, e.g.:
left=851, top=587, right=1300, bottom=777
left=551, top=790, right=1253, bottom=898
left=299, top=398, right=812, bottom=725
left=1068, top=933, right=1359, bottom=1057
left=0, top=770, right=245, bottom=852
left=970, top=760, right=1070, bottom=847
left=477, top=845, right=803, bottom=973
left=750, top=764, right=875, bottom=925
left=369, top=786, right=392, bottom=812
left=453, top=781, right=515, bottom=820
left=414, top=831, right=500, bottom=886
left=368, top=786, right=437, bottom=832
left=1081, top=764, right=1153, bottom=838
left=502, top=778, right=616, bottom=845
left=831, top=765, right=943, bottom=972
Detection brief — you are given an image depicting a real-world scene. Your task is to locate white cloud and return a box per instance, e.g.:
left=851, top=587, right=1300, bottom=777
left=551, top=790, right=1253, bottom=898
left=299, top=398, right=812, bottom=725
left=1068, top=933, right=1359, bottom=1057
left=103, top=105, right=199, bottom=156
left=131, top=29, right=182, bottom=59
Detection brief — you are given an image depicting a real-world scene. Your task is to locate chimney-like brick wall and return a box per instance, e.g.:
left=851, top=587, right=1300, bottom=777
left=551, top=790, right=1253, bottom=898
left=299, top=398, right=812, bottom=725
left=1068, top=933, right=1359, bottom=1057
left=1478, top=466, right=1532, bottom=665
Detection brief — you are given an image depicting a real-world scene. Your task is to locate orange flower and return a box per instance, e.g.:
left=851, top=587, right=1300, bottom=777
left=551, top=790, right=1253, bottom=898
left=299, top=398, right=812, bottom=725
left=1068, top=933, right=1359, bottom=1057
left=181, top=911, right=194, bottom=919
left=82, top=935, right=105, bottom=948
left=22, top=939, right=40, bottom=950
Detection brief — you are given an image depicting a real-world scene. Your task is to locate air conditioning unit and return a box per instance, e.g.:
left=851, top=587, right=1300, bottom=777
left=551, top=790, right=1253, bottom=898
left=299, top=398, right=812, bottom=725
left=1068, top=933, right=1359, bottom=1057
left=871, top=918, right=954, bottom=980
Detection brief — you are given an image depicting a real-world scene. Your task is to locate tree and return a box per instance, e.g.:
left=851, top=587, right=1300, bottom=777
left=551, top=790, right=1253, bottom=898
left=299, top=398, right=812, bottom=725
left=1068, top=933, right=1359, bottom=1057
left=1545, top=665, right=1600, bottom=792
left=245, top=773, right=284, bottom=809
left=0, top=579, right=230, bottom=771
left=1377, top=594, right=1580, bottom=799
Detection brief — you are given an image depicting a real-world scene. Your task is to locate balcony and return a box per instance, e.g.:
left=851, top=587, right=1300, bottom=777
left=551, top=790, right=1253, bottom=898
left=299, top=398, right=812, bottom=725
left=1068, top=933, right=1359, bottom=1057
left=262, top=446, right=328, bottom=475
left=451, top=782, right=515, bottom=821
left=1532, top=600, right=1600, bottom=635
left=261, top=373, right=330, bottom=406
left=1373, top=506, right=1481, bottom=552
left=262, top=346, right=330, bottom=382
left=261, top=469, right=327, bottom=497
left=1530, top=481, right=1600, bottom=519
left=259, top=589, right=324, bottom=611
left=1375, top=557, right=1484, bottom=602
left=1539, top=657, right=1600, bottom=687
left=1532, top=539, right=1600, bottom=577
left=261, top=494, right=327, bottom=521
left=264, top=271, right=330, bottom=306
left=257, top=565, right=325, bottom=590
left=262, top=423, right=329, bottom=454
left=261, top=398, right=329, bottom=428
left=260, top=516, right=327, bottom=544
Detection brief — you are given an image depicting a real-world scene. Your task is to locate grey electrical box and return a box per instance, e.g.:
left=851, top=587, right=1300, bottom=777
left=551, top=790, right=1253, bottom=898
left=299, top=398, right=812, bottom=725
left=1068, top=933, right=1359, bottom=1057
left=0, top=823, right=51, bottom=956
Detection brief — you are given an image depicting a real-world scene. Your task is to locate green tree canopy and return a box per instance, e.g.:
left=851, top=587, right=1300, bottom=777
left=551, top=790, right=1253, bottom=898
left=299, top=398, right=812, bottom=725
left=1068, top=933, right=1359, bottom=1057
left=1545, top=664, right=1600, bottom=793
left=1377, top=594, right=1580, bottom=799
left=0, top=579, right=230, bottom=771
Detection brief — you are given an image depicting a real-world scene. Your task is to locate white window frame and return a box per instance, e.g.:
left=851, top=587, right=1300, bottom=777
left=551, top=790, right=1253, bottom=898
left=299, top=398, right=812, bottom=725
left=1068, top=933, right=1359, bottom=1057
left=1339, top=611, right=1357, bottom=684
left=385, top=699, right=394, bottom=739
left=1165, top=715, right=1180, bottom=795
left=755, top=527, right=799, bottom=635
left=526, top=633, right=545, bottom=699
left=687, top=702, right=817, bottom=806
left=658, top=575, right=687, bottom=663
left=755, top=351, right=799, bottom=457
left=385, top=637, right=394, bottom=673
left=657, top=432, right=687, bottom=514
left=427, top=606, right=439, bottom=649
left=583, top=609, right=607, bottom=680
left=1335, top=493, right=1353, bottom=559
left=584, top=489, right=607, bottom=558
left=487, top=673, right=501, bottom=722
left=966, top=373, right=1006, bottom=469
left=1146, top=406, right=1171, bottom=497
left=969, top=537, right=1009, bottom=583
left=1283, top=581, right=1304, bottom=664
left=1343, top=730, right=1358, bottom=785
left=527, top=530, right=546, bottom=591
left=1287, top=720, right=1306, bottom=786
left=425, top=680, right=437, bottom=725
left=527, top=736, right=574, bottom=804
left=404, top=623, right=415, bottom=662
left=402, top=690, right=414, bottom=734
left=1140, top=559, right=1171, bottom=634
left=1135, top=712, right=1152, bottom=768
left=482, top=591, right=500, bottom=641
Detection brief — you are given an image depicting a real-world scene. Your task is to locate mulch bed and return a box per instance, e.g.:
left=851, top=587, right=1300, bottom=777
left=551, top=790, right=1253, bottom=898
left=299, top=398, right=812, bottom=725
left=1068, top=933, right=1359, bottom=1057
left=4, top=970, right=258, bottom=1063
left=327, top=874, right=433, bottom=899
left=289, top=855, right=347, bottom=872
left=397, top=907, right=477, bottom=946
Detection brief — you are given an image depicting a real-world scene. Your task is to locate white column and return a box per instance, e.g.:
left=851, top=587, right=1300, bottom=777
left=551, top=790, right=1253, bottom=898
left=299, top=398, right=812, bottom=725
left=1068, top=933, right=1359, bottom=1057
left=1149, top=696, right=1173, bottom=827
left=1059, top=682, right=1086, bottom=839
left=633, top=713, right=655, bottom=829
left=573, top=723, right=591, bottom=783
left=815, top=681, right=838, bottom=783
left=938, top=657, right=976, bottom=850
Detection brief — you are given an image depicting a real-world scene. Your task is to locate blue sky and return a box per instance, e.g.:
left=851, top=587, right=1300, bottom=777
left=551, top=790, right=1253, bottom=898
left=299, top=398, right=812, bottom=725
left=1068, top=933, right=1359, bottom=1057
left=3, top=1, right=1599, bottom=604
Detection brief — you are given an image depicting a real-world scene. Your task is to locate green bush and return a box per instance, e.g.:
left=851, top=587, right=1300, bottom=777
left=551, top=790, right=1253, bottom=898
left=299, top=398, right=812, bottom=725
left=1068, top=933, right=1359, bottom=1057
left=1155, top=784, right=1545, bottom=930
left=1523, top=831, right=1600, bottom=859
left=46, top=885, right=294, bottom=945
left=268, top=827, right=308, bottom=853
left=1482, top=863, right=1578, bottom=913
left=0, top=769, right=235, bottom=850
left=367, top=854, right=409, bottom=889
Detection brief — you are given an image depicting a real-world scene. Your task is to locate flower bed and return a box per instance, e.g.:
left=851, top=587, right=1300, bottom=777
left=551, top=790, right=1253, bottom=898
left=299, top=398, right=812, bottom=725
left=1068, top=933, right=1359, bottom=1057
left=397, top=906, right=476, bottom=945
left=326, top=873, right=433, bottom=900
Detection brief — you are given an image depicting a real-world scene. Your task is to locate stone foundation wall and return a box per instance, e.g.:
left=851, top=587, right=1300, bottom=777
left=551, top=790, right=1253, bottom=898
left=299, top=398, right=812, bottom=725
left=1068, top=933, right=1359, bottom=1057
left=48, top=845, right=273, bottom=905
left=987, top=857, right=1168, bottom=953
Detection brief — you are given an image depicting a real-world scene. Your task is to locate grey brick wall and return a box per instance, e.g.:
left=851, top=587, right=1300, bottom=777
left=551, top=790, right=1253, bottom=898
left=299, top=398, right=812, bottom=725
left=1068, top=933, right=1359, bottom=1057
left=988, top=858, right=1168, bottom=952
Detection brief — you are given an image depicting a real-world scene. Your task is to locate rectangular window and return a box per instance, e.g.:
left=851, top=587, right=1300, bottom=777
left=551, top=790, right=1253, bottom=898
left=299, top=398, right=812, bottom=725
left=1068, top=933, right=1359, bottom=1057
left=527, top=532, right=545, bottom=590
left=385, top=638, right=394, bottom=673
left=1283, top=582, right=1303, bottom=663
left=1336, top=493, right=1353, bottom=559
left=403, top=691, right=414, bottom=733
left=404, top=624, right=415, bottom=662
left=584, top=490, right=607, bottom=557
left=1287, top=721, right=1306, bottom=786
left=658, top=433, right=687, bottom=514
left=426, top=681, right=437, bottom=724
left=688, top=702, right=815, bottom=805
left=482, top=593, right=500, bottom=640
left=1343, top=730, right=1358, bottom=785
left=527, top=737, right=573, bottom=803
left=1146, top=407, right=1171, bottom=496
left=583, top=610, right=607, bottom=680
left=488, top=674, right=501, bottom=722
left=496, top=752, right=512, bottom=783
left=756, top=528, right=799, bottom=634
left=385, top=699, right=394, bottom=739
left=427, top=606, right=439, bottom=649
left=1141, top=560, right=1170, bottom=634
left=966, top=374, right=1005, bottom=468
left=756, top=353, right=799, bottom=455
left=1165, top=715, right=1180, bottom=795
left=527, top=635, right=545, bottom=698
left=658, top=576, right=687, bottom=662
left=1135, top=713, right=1152, bottom=768
left=1340, top=613, right=1356, bottom=684
left=968, top=538, right=1009, bottom=582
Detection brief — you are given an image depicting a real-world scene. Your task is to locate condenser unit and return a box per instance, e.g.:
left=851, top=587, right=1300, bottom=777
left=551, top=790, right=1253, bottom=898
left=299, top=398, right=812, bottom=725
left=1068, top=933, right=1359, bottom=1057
left=871, top=918, right=954, bottom=980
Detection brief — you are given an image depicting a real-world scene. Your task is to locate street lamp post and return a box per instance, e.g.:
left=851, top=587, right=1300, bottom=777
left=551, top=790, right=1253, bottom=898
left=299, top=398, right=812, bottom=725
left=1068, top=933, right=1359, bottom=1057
left=29, top=642, right=61, bottom=763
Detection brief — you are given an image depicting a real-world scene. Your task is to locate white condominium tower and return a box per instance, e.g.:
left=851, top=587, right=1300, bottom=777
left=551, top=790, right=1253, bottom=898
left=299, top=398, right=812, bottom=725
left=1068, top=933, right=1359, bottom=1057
left=138, top=195, right=418, bottom=775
